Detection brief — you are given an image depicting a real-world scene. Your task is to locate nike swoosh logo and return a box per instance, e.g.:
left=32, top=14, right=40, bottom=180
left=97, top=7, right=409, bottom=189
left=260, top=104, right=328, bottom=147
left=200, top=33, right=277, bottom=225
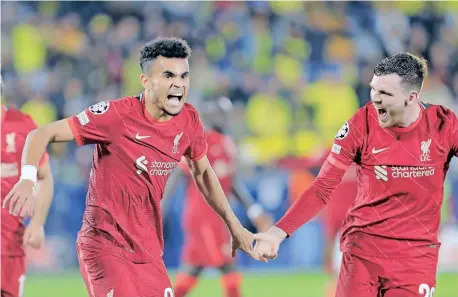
left=372, top=147, right=389, bottom=154
left=136, top=133, right=151, bottom=140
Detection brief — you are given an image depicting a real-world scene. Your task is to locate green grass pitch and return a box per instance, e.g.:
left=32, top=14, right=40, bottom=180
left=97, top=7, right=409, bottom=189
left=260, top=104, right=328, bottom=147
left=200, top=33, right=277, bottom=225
left=24, top=271, right=457, bottom=297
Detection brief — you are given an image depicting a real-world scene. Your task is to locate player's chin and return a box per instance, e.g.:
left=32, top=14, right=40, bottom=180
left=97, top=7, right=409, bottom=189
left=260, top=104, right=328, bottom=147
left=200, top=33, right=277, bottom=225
left=164, top=105, right=183, bottom=117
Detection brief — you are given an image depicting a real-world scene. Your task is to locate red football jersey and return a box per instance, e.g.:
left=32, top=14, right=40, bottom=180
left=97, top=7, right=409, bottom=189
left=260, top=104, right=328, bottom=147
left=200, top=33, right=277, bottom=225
left=181, top=130, right=237, bottom=227
left=329, top=102, right=454, bottom=258
left=67, top=94, right=207, bottom=262
left=1, top=107, right=49, bottom=256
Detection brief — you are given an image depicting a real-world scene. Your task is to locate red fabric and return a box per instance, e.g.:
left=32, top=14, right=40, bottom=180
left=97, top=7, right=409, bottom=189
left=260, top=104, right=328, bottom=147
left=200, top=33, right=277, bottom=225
left=68, top=96, right=208, bottom=263
left=278, top=102, right=454, bottom=259
left=336, top=251, right=437, bottom=297
left=1, top=256, right=26, bottom=297
left=77, top=242, right=172, bottom=297
left=1, top=108, right=49, bottom=256
left=276, top=160, right=346, bottom=236
left=221, top=272, right=242, bottom=297
left=173, top=273, right=198, bottom=297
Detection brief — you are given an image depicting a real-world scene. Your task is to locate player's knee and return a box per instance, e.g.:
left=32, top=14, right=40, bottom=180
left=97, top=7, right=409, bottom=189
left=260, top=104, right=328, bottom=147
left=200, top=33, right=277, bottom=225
left=180, top=264, right=203, bottom=277
left=218, top=263, right=237, bottom=275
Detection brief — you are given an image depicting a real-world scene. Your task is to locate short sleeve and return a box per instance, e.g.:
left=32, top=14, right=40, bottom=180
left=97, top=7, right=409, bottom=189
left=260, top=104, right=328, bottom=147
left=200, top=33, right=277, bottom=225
left=67, top=101, right=119, bottom=146
left=328, top=107, right=366, bottom=169
left=184, top=110, right=208, bottom=161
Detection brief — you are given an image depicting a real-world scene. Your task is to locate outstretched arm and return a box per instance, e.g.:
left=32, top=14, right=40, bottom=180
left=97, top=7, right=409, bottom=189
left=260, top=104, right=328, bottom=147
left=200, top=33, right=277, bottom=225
left=187, top=155, right=261, bottom=260
left=254, top=159, right=348, bottom=258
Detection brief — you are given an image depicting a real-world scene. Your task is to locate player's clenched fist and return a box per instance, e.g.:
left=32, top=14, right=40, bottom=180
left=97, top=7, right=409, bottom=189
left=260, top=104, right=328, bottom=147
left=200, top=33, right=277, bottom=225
left=2, top=179, right=36, bottom=217
left=253, top=226, right=288, bottom=260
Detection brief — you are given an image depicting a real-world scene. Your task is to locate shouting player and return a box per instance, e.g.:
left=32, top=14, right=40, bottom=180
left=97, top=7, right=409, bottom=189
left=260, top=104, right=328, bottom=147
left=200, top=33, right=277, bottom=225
left=255, top=52, right=451, bottom=297
left=1, top=104, right=54, bottom=297
left=3, top=37, right=261, bottom=297
left=162, top=97, right=273, bottom=297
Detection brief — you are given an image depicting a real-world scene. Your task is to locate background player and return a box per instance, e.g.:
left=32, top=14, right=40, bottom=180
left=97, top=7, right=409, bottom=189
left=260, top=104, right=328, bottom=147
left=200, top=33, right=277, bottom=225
left=1, top=98, right=54, bottom=296
left=254, top=52, right=452, bottom=297
left=3, top=37, right=262, bottom=297
left=162, top=97, right=273, bottom=297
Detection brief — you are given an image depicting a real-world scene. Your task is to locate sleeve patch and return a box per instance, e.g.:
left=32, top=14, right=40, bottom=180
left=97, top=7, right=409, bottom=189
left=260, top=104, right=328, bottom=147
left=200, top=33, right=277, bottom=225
left=77, top=111, right=90, bottom=125
left=335, top=122, right=350, bottom=140
left=89, top=101, right=110, bottom=115
left=331, top=143, right=342, bottom=154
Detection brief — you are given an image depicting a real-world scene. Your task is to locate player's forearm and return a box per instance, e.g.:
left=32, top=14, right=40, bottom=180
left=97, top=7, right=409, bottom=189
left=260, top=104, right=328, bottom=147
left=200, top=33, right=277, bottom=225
left=22, top=120, right=74, bottom=167
left=193, top=167, right=242, bottom=232
left=276, top=160, right=346, bottom=236
left=30, top=168, right=54, bottom=226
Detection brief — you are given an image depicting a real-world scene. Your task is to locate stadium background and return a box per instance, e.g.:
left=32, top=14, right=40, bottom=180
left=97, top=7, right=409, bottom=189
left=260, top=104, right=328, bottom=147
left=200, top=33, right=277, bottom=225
left=1, top=1, right=458, bottom=296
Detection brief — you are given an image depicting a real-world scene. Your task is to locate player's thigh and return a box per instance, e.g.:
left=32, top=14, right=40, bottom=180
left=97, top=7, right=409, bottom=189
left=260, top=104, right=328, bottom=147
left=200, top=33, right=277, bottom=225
left=335, top=253, right=378, bottom=297
left=1, top=256, right=26, bottom=297
left=383, top=283, right=436, bottom=297
left=77, top=244, right=140, bottom=297
left=135, top=261, right=174, bottom=297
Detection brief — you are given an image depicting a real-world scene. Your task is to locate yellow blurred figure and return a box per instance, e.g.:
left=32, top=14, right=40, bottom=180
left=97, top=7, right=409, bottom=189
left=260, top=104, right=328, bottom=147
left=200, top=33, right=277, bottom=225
left=12, top=24, right=46, bottom=74
left=302, top=76, right=359, bottom=148
left=21, top=96, right=57, bottom=126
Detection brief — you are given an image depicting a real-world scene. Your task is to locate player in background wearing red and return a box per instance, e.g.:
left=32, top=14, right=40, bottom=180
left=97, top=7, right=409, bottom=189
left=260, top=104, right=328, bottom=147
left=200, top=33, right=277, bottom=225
left=161, top=97, right=273, bottom=297
left=1, top=101, right=54, bottom=297
left=255, top=52, right=451, bottom=297
left=3, top=37, right=262, bottom=297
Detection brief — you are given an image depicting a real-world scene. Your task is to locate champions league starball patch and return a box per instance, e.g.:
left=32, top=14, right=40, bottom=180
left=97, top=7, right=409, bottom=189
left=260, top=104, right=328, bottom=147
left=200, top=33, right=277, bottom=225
left=335, top=122, right=350, bottom=140
left=89, top=101, right=110, bottom=115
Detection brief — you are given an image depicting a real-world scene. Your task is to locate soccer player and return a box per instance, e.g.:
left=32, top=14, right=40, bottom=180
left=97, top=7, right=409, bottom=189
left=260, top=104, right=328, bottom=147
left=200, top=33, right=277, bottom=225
left=254, top=52, right=450, bottom=297
left=162, top=97, right=273, bottom=297
left=3, top=37, right=262, bottom=297
left=1, top=104, right=54, bottom=297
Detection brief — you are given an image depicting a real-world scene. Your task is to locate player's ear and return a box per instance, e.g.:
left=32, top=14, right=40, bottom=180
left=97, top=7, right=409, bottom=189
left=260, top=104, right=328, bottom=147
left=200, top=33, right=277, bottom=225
left=407, top=90, right=419, bottom=106
left=140, top=73, right=149, bottom=90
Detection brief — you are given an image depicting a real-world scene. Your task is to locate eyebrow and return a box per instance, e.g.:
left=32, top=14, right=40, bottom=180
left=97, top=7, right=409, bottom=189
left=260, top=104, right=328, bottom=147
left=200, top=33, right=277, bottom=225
left=369, top=83, right=393, bottom=96
left=161, top=71, right=189, bottom=77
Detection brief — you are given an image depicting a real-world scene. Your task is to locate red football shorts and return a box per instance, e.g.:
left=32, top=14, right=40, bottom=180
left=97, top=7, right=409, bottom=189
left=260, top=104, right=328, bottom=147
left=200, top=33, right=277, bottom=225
left=336, top=251, right=438, bottom=297
left=77, top=243, right=173, bottom=297
left=1, top=256, right=26, bottom=297
left=181, top=218, right=232, bottom=267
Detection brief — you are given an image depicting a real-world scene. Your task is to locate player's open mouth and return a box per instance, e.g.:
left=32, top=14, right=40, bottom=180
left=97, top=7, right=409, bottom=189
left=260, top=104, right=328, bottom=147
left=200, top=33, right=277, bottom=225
left=167, top=93, right=183, bottom=107
left=377, top=108, right=388, bottom=120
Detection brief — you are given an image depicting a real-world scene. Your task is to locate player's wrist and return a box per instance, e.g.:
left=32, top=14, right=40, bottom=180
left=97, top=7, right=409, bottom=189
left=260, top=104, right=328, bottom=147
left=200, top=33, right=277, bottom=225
left=268, top=226, right=288, bottom=244
left=20, top=165, right=38, bottom=185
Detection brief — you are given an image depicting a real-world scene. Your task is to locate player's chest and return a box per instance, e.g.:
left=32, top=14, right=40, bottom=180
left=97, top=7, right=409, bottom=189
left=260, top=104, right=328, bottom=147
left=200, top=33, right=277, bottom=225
left=116, top=123, right=191, bottom=177
left=1, top=126, right=26, bottom=178
left=361, top=130, right=449, bottom=167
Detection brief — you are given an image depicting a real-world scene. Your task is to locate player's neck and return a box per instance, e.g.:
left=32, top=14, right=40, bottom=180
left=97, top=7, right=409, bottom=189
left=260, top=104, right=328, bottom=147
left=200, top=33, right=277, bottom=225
left=144, top=97, right=173, bottom=123
left=400, top=103, right=421, bottom=128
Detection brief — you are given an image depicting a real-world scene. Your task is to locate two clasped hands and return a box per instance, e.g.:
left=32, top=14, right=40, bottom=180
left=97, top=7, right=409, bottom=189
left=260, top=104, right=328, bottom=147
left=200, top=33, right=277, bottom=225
left=230, top=225, right=288, bottom=262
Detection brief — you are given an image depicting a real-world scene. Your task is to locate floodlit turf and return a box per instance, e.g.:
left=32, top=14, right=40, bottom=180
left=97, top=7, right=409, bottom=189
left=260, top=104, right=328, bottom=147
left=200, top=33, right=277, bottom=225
left=24, top=271, right=457, bottom=297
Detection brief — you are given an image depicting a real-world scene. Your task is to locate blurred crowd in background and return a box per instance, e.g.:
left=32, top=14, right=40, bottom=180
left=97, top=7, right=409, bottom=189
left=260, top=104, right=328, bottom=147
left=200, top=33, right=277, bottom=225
left=1, top=1, right=458, bottom=271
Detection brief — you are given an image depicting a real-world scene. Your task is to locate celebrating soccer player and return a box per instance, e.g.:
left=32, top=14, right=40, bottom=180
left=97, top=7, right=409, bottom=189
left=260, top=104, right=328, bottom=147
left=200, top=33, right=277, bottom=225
left=255, top=52, right=450, bottom=297
left=1, top=98, right=54, bottom=296
left=3, top=37, right=261, bottom=297
left=162, top=97, right=273, bottom=297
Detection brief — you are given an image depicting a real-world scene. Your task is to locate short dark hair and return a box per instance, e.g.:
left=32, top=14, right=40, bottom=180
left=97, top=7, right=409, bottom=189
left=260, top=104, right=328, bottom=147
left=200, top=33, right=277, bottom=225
left=374, top=52, right=428, bottom=90
left=139, top=37, right=192, bottom=72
